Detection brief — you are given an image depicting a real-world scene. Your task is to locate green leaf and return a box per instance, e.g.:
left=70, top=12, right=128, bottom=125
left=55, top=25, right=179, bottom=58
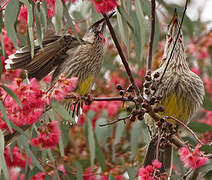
left=0, top=101, right=12, bottom=133
left=134, top=0, right=145, bottom=61
left=209, top=47, right=212, bottom=61
left=72, top=161, right=83, bottom=180
left=63, top=2, right=81, bottom=42
left=40, top=4, right=47, bottom=32
left=0, top=85, right=22, bottom=108
left=0, top=32, right=5, bottom=58
left=117, top=6, right=134, bottom=33
left=52, top=100, right=74, bottom=123
left=95, top=135, right=106, bottom=171
left=0, top=129, right=9, bottom=180
left=87, top=114, right=95, bottom=168
left=34, top=6, right=43, bottom=49
left=203, top=93, right=212, bottom=110
left=188, top=122, right=212, bottom=133
left=126, top=167, right=137, bottom=180
left=117, top=9, right=130, bottom=57
left=95, top=117, right=112, bottom=147
left=18, top=136, right=44, bottom=171
left=59, top=131, right=65, bottom=157
left=112, top=112, right=126, bottom=161
left=55, top=0, right=63, bottom=34
left=20, top=0, right=34, bottom=57
left=199, top=145, right=212, bottom=154
left=130, top=121, right=143, bottom=158
left=60, top=120, right=70, bottom=148
left=4, top=0, right=19, bottom=49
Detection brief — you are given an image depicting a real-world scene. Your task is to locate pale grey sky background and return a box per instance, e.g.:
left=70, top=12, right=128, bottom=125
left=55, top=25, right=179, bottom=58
left=165, top=0, right=212, bottom=29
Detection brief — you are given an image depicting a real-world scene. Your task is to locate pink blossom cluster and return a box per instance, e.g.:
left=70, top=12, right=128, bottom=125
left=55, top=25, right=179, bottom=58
left=31, top=121, right=60, bottom=149
left=3, top=78, right=46, bottom=127
left=47, top=74, right=77, bottom=102
left=138, top=159, right=166, bottom=180
left=4, top=146, right=31, bottom=168
left=78, top=97, right=121, bottom=128
left=178, top=145, right=208, bottom=170
left=89, top=0, right=118, bottom=14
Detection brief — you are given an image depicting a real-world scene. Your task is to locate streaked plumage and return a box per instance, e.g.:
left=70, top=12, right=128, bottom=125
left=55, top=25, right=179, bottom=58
left=144, top=10, right=205, bottom=175
left=5, top=16, right=110, bottom=96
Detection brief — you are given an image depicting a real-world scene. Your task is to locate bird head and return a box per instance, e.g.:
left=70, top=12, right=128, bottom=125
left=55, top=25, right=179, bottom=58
left=162, top=9, right=184, bottom=63
left=83, top=12, right=115, bottom=43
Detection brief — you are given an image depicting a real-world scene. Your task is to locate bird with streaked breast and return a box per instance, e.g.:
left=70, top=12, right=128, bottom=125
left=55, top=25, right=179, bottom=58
left=5, top=13, right=114, bottom=97
left=144, top=10, right=205, bottom=175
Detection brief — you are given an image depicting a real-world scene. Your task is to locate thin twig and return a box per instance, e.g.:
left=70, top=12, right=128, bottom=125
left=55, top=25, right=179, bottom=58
left=158, top=0, right=188, bottom=85
left=81, top=96, right=132, bottom=102
left=165, top=116, right=203, bottom=145
left=102, top=14, right=140, bottom=97
left=156, top=132, right=161, bottom=160
left=99, top=115, right=130, bottom=127
left=146, top=0, right=156, bottom=71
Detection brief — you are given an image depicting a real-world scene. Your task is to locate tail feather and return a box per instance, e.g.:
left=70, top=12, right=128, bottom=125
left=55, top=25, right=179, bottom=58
left=144, top=138, right=173, bottom=175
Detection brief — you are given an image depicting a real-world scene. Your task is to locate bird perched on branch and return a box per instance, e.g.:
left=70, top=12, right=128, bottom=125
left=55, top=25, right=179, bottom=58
left=144, top=9, right=205, bottom=176
left=5, top=13, right=114, bottom=97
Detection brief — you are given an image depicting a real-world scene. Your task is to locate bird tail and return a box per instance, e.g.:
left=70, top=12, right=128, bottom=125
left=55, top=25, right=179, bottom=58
left=144, top=137, right=173, bottom=176
left=5, top=35, right=77, bottom=81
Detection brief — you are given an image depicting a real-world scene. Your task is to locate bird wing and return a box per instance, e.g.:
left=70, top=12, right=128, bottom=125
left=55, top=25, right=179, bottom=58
left=5, top=35, right=81, bottom=80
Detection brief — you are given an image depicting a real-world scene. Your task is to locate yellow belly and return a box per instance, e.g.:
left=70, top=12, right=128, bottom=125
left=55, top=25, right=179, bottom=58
left=159, top=94, right=190, bottom=124
left=77, top=75, right=94, bottom=96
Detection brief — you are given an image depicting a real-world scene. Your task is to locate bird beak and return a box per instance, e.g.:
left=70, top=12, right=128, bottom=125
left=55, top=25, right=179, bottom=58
left=168, top=8, right=178, bottom=29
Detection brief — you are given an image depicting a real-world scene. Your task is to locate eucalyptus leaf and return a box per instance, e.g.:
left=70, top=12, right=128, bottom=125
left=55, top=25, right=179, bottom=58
left=34, top=6, right=43, bottom=48
left=88, top=117, right=95, bottom=168
left=188, top=121, right=212, bottom=133
left=20, top=0, right=34, bottom=57
left=130, top=121, right=142, bottom=158
left=0, top=101, right=12, bottom=133
left=18, top=136, right=44, bottom=171
left=55, top=0, right=63, bottom=34
left=52, top=100, right=74, bottom=122
left=0, top=85, right=22, bottom=108
left=4, top=0, right=19, bottom=49
left=0, top=129, right=9, bottom=180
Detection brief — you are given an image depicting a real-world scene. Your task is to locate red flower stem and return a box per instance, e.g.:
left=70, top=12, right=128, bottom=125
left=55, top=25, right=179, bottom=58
left=165, top=116, right=203, bottom=145
left=102, top=13, right=140, bottom=97
left=146, top=0, right=156, bottom=71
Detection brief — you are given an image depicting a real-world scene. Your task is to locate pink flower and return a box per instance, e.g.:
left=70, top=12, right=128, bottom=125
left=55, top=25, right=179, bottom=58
left=138, top=160, right=164, bottom=180
left=32, top=172, right=46, bottom=180
left=31, top=121, right=60, bottom=149
left=191, top=67, right=200, bottom=75
left=9, top=168, right=24, bottom=180
left=47, top=74, right=77, bottom=103
left=179, top=145, right=208, bottom=169
left=3, top=78, right=46, bottom=127
left=4, top=146, right=31, bottom=168
left=90, top=0, right=118, bottom=14
left=18, top=5, right=28, bottom=22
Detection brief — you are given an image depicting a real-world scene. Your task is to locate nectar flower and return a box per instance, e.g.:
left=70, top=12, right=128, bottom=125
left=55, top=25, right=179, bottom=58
left=47, top=74, right=77, bottom=103
left=90, top=0, right=118, bottom=14
left=4, top=146, right=31, bottom=168
left=138, top=159, right=166, bottom=180
left=31, top=121, right=60, bottom=149
left=4, top=78, right=46, bottom=126
left=179, top=145, right=208, bottom=169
